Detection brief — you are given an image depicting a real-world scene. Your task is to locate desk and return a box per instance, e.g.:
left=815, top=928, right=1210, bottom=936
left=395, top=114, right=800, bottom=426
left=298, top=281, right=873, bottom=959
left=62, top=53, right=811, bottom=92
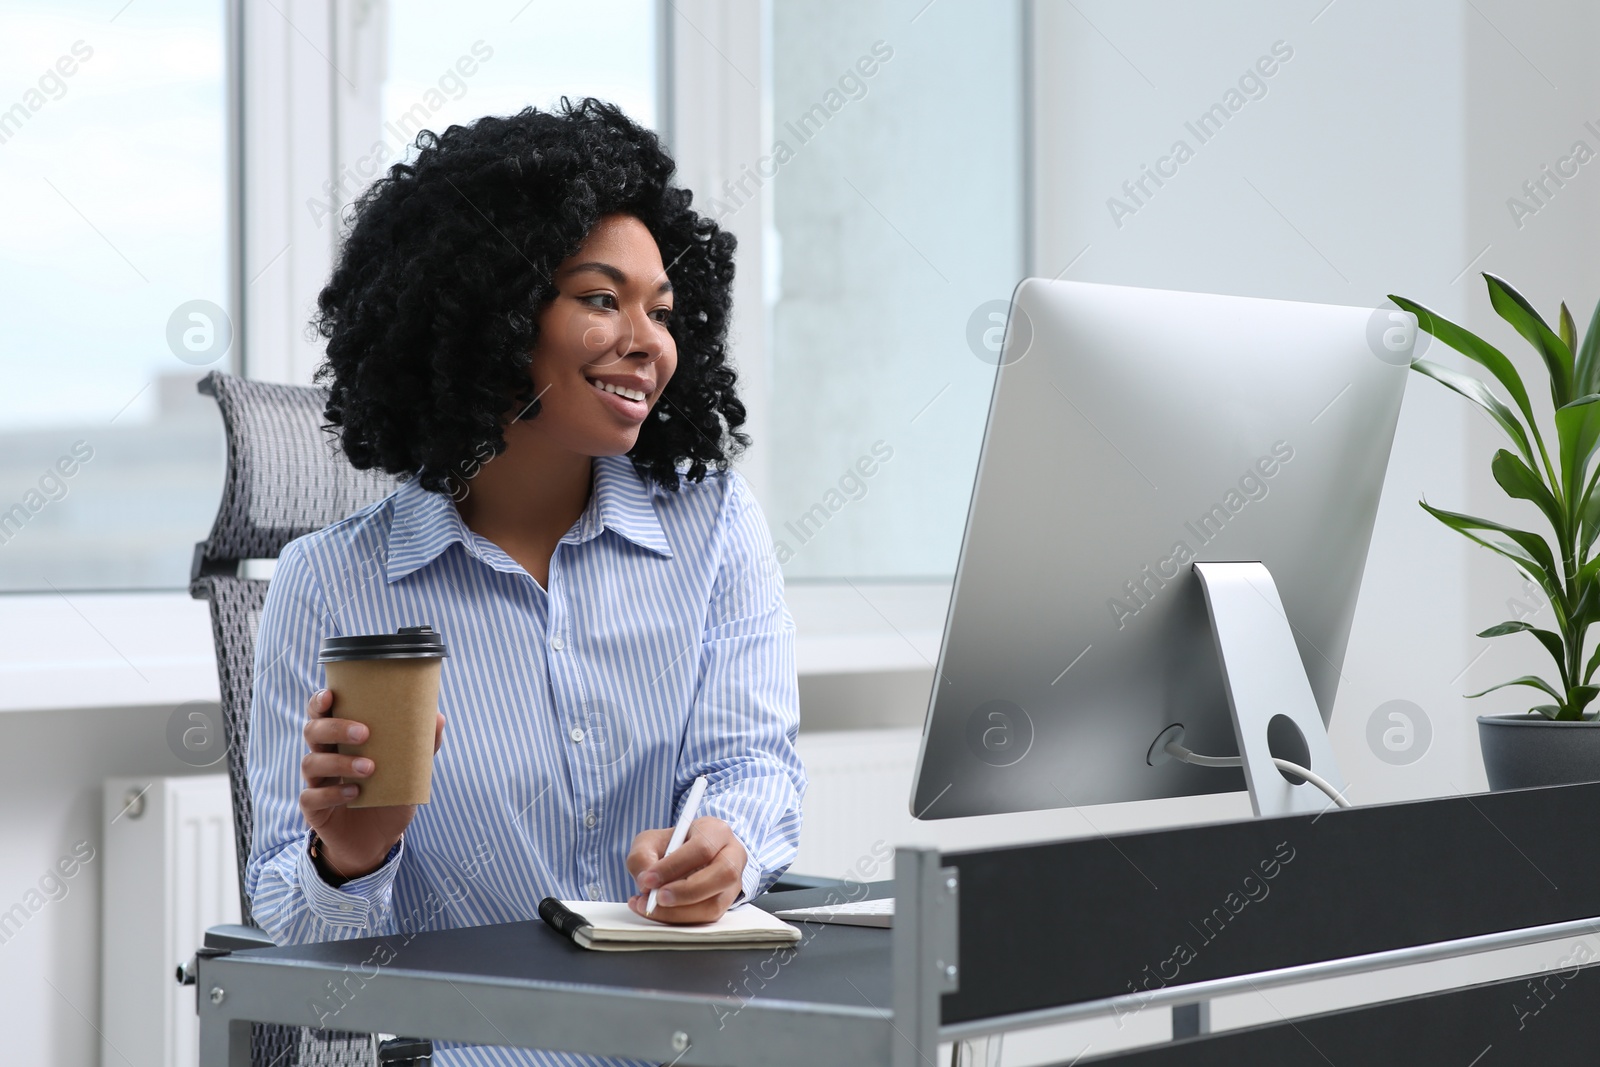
left=195, top=872, right=937, bottom=1067
left=197, top=789, right=1600, bottom=1066
left=204, top=918, right=888, bottom=1065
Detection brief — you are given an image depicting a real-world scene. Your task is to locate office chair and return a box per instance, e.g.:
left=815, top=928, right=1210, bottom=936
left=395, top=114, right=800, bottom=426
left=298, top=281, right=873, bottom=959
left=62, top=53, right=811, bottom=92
left=183, top=370, right=419, bottom=1066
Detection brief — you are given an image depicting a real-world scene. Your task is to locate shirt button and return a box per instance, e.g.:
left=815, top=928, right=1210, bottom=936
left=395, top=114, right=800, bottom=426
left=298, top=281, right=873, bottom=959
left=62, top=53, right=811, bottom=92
left=587, top=883, right=602, bottom=900
left=570, top=727, right=585, bottom=743
left=584, top=811, right=597, bottom=829
left=550, top=634, right=565, bottom=651
left=340, top=903, right=353, bottom=913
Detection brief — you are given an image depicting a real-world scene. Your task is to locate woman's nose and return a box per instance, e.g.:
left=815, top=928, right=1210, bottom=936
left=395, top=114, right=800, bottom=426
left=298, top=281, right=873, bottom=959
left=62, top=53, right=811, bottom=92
left=625, top=309, right=666, bottom=362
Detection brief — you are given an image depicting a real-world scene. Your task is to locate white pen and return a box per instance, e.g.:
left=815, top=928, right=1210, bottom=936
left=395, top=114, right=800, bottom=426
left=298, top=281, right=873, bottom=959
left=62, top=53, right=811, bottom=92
left=645, top=775, right=709, bottom=916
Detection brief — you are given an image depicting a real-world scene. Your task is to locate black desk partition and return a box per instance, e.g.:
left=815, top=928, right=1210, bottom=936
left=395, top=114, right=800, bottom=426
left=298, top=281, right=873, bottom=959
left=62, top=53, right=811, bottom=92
left=1085, top=961, right=1600, bottom=1064
left=942, top=782, right=1600, bottom=1026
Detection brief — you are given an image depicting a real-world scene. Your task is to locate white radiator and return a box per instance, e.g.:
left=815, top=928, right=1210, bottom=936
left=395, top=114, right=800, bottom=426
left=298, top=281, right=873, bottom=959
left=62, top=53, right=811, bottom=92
left=793, top=728, right=923, bottom=880
left=102, top=774, right=240, bottom=1067
left=792, top=727, right=1140, bottom=885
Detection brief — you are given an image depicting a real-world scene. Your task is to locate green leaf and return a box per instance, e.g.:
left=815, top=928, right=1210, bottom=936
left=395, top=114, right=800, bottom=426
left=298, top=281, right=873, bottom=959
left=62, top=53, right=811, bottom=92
left=1584, top=638, right=1600, bottom=684
left=1566, top=685, right=1600, bottom=719
left=1478, top=620, right=1542, bottom=637
left=1581, top=467, right=1600, bottom=556
left=1466, top=674, right=1564, bottom=701
left=1490, top=448, right=1565, bottom=541
left=1390, top=294, right=1540, bottom=433
left=1477, top=619, right=1568, bottom=679
left=1419, top=501, right=1560, bottom=595
left=1531, top=704, right=1563, bottom=720
left=1579, top=553, right=1600, bottom=585
left=1555, top=393, right=1600, bottom=505
left=1410, top=358, right=1536, bottom=469
left=1484, top=273, right=1575, bottom=406
left=1502, top=559, right=1564, bottom=611
left=1481, top=539, right=1565, bottom=610
left=1561, top=302, right=1577, bottom=352
left=1577, top=293, right=1600, bottom=395
left=1477, top=618, right=1564, bottom=653
left=1574, top=571, right=1600, bottom=614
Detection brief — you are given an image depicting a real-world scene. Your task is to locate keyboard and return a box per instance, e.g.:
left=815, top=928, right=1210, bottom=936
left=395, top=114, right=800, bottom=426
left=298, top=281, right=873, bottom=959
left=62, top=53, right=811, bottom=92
left=772, top=897, right=894, bottom=929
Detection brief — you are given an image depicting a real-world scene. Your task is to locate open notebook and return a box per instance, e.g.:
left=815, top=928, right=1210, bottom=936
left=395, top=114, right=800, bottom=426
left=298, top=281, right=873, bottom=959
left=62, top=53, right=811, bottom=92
left=538, top=898, right=801, bottom=952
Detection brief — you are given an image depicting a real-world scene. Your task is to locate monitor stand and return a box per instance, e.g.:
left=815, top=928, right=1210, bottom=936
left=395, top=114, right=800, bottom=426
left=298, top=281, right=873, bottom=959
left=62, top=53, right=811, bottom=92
left=1185, top=560, right=1348, bottom=819
left=1153, top=561, right=1353, bottom=1041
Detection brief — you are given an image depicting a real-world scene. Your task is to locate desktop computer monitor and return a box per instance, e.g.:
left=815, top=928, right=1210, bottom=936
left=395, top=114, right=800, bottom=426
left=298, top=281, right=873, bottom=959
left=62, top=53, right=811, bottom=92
left=910, top=279, right=1408, bottom=820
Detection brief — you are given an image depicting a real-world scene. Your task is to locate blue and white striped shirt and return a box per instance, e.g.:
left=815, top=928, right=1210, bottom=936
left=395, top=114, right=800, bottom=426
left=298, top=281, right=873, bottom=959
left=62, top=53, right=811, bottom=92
left=247, top=455, right=805, bottom=1066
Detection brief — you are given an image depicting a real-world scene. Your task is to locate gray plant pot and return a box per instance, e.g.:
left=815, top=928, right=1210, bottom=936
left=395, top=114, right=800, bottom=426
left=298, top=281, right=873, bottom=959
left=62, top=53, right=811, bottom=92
left=1477, top=713, right=1600, bottom=790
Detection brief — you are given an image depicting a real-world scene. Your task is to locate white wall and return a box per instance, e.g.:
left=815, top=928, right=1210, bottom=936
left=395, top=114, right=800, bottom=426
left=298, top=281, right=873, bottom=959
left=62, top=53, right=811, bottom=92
left=1460, top=2, right=1600, bottom=724
left=1030, top=0, right=1476, bottom=807
left=0, top=703, right=222, bottom=1066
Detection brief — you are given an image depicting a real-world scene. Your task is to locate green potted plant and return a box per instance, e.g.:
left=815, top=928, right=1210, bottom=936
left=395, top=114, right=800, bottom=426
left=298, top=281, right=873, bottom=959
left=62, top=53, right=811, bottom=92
left=1390, top=274, right=1600, bottom=789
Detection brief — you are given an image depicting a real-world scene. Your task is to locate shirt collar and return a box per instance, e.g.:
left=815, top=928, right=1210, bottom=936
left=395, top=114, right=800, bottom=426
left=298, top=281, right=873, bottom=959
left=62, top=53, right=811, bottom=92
left=576, top=454, right=675, bottom=558
left=384, top=455, right=672, bottom=584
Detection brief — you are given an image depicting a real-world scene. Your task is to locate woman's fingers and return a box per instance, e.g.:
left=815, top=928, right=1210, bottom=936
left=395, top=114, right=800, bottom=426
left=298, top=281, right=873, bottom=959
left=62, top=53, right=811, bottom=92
left=626, top=828, right=672, bottom=880
left=625, top=819, right=748, bottom=924
left=652, top=845, right=740, bottom=908
left=628, top=888, right=735, bottom=925
left=295, top=687, right=415, bottom=879
left=303, top=714, right=369, bottom=751
left=302, top=688, right=370, bottom=750
left=636, top=832, right=717, bottom=891
left=301, top=750, right=374, bottom=786
left=300, top=783, right=360, bottom=814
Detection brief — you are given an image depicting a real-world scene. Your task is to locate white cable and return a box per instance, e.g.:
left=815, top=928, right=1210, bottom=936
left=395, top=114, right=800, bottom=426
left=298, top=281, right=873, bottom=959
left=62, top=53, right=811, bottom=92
left=1171, top=747, right=1239, bottom=769
left=1269, top=758, right=1351, bottom=809
left=1164, top=741, right=1351, bottom=809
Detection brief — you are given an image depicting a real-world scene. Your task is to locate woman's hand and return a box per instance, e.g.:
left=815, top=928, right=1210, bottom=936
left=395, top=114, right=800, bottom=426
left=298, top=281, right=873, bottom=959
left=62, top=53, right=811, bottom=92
left=298, top=688, right=445, bottom=882
left=625, top=817, right=747, bottom=924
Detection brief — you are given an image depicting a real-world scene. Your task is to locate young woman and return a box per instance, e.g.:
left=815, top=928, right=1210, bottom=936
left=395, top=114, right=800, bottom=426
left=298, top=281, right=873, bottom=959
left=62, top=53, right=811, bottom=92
left=247, top=99, right=805, bottom=1065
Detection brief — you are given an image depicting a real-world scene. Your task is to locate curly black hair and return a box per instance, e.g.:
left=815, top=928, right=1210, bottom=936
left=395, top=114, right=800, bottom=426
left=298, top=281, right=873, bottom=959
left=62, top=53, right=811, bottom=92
left=312, top=98, right=745, bottom=493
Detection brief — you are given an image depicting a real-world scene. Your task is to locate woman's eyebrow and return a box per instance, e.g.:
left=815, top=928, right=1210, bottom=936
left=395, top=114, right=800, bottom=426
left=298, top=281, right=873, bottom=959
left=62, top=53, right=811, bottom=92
left=565, top=261, right=673, bottom=292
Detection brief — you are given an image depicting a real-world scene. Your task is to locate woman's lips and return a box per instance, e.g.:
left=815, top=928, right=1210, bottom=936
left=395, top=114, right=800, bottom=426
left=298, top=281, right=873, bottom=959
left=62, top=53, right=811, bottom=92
left=588, top=376, right=649, bottom=421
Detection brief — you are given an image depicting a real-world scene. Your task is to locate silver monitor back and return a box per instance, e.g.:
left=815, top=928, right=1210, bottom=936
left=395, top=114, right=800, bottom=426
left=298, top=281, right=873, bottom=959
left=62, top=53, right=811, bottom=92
left=911, top=279, right=1407, bottom=819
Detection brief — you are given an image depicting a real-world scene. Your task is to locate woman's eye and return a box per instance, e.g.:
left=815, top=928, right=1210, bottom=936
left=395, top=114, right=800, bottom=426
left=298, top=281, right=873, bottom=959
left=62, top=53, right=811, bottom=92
left=650, top=307, right=672, bottom=324
left=580, top=293, right=617, bottom=310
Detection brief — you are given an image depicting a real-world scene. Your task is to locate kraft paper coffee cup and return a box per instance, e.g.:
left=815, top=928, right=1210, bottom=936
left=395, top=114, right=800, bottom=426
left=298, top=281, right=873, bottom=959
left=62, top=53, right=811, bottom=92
left=319, top=626, right=448, bottom=808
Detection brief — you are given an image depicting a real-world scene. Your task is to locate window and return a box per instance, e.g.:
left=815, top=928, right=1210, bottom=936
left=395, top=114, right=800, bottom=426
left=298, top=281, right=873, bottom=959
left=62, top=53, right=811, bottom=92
left=765, top=2, right=1026, bottom=580
left=357, top=1, right=658, bottom=178
left=0, top=0, right=661, bottom=593
left=0, top=0, right=228, bottom=591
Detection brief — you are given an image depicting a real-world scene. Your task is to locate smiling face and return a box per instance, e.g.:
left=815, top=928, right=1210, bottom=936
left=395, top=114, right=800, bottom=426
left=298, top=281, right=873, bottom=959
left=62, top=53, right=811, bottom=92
left=517, top=213, right=677, bottom=459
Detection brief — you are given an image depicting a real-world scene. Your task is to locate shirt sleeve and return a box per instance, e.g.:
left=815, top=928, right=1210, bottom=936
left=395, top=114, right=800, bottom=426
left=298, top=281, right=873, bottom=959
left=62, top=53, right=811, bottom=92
left=245, top=537, right=405, bottom=942
left=680, top=474, right=806, bottom=902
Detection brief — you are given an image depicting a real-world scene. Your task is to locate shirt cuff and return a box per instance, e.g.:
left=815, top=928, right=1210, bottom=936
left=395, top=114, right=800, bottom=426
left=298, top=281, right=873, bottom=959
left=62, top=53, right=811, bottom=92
left=297, top=830, right=403, bottom=930
left=731, top=829, right=764, bottom=905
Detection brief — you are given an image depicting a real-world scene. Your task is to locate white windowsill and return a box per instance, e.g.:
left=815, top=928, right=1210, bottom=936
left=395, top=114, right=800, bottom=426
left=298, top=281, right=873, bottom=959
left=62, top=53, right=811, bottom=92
left=0, top=581, right=953, bottom=713
left=786, top=580, right=950, bottom=675
left=0, top=591, right=220, bottom=713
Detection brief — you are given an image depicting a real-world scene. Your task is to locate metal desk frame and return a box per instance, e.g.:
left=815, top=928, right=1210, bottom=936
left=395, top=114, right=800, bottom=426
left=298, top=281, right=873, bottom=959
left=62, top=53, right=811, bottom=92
left=197, top=849, right=955, bottom=1067
left=196, top=841, right=1600, bottom=1066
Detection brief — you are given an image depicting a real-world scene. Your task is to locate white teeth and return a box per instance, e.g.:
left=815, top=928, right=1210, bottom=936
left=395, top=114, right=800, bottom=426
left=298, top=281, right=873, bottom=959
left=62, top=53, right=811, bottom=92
left=590, top=379, right=646, bottom=402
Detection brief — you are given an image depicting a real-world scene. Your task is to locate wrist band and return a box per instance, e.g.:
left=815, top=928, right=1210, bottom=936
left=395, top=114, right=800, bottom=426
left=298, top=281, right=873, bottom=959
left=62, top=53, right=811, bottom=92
left=309, top=831, right=354, bottom=888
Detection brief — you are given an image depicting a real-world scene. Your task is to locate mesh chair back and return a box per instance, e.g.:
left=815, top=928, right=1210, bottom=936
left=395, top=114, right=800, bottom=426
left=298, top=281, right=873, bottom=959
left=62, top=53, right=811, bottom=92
left=191, top=372, right=398, bottom=578
left=198, top=575, right=270, bottom=925
left=189, top=371, right=400, bottom=1067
